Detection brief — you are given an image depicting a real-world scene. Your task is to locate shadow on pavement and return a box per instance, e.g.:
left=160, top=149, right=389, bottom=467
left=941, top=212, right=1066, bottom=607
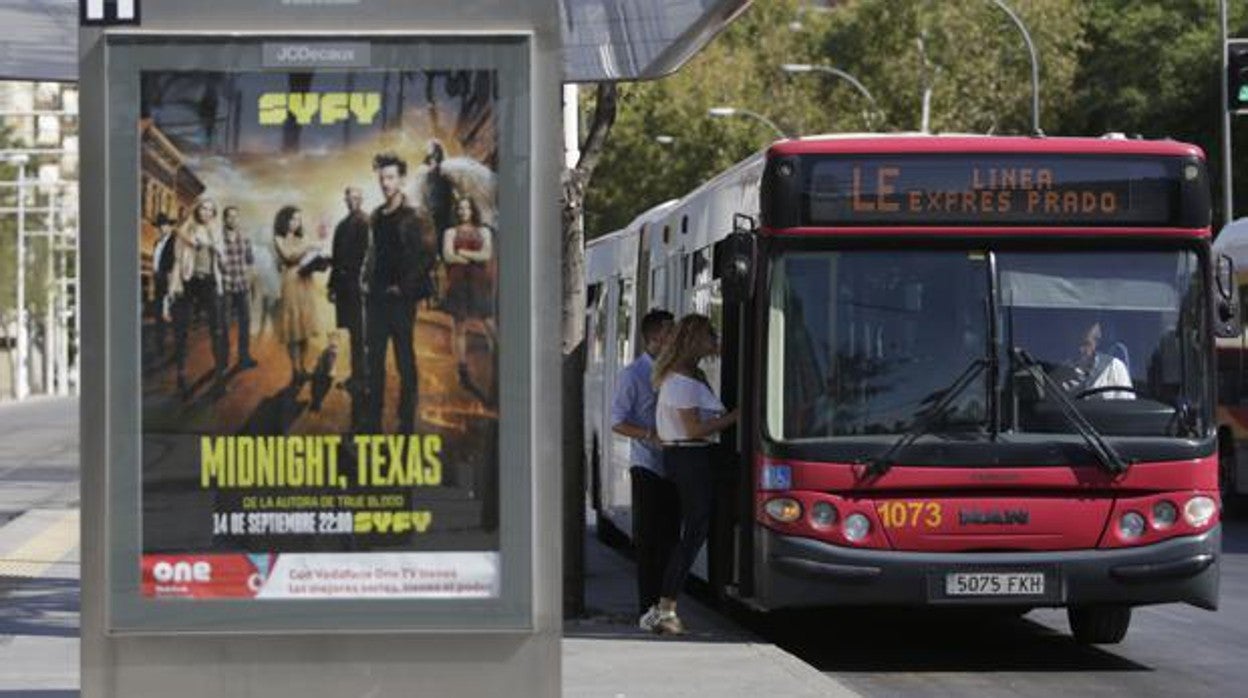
left=746, top=606, right=1151, bottom=673
left=0, top=692, right=78, bottom=697
left=1220, top=517, right=1248, bottom=553
left=0, top=577, right=79, bottom=639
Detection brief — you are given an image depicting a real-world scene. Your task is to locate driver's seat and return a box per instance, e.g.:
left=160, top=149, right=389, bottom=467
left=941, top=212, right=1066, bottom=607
left=1110, top=340, right=1131, bottom=378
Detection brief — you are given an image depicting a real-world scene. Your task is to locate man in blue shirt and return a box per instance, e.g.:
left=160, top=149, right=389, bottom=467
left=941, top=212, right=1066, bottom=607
left=610, top=309, right=677, bottom=631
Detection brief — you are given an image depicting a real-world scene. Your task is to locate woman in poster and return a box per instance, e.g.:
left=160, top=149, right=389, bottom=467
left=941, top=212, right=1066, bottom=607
left=442, top=195, right=495, bottom=401
left=166, top=197, right=228, bottom=398
left=272, top=205, right=324, bottom=388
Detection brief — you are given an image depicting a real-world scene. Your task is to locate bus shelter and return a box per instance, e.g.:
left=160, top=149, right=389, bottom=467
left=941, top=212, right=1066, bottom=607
left=77, top=1, right=748, bottom=696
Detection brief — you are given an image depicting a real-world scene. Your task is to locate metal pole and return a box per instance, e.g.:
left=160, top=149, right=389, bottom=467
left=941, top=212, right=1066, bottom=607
left=15, top=162, right=28, bottom=400
left=1222, top=0, right=1234, bottom=228
left=708, top=107, right=787, bottom=139
left=45, top=187, right=56, bottom=395
left=563, top=84, right=580, bottom=170
left=916, top=36, right=932, bottom=134
left=56, top=185, right=69, bottom=396
left=782, top=63, right=884, bottom=129
left=990, top=0, right=1043, bottom=136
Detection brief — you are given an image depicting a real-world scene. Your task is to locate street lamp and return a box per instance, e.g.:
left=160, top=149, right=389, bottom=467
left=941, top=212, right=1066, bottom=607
left=988, top=0, right=1042, bottom=136
left=6, top=153, right=30, bottom=400
left=781, top=63, right=884, bottom=129
left=707, top=107, right=787, bottom=140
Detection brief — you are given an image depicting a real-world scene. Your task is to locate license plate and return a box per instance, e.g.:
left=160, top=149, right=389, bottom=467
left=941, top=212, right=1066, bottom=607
left=944, top=572, right=1045, bottom=596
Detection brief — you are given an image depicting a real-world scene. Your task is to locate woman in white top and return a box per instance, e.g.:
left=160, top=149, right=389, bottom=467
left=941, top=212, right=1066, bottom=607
left=647, top=314, right=738, bottom=635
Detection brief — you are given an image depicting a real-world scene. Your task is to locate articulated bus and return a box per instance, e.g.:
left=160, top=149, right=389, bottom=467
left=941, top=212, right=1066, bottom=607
left=584, top=135, right=1238, bottom=644
left=1215, top=218, right=1248, bottom=506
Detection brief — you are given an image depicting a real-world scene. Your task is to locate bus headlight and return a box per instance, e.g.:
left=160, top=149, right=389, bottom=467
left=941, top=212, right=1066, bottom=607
left=1183, top=496, right=1217, bottom=528
left=1118, top=511, right=1146, bottom=540
left=809, top=501, right=838, bottom=529
left=843, top=513, right=871, bottom=542
left=1151, top=501, right=1178, bottom=529
left=764, top=498, right=802, bottom=524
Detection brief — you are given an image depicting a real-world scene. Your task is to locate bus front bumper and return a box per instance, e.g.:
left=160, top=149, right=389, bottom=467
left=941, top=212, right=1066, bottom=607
left=755, top=524, right=1220, bottom=610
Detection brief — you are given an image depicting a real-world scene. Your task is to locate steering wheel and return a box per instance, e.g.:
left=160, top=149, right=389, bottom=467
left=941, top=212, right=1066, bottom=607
left=1073, top=385, right=1138, bottom=400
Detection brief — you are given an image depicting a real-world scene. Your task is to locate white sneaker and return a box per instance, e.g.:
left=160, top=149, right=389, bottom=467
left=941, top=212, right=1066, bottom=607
left=654, top=610, right=685, bottom=636
left=638, top=605, right=661, bottom=632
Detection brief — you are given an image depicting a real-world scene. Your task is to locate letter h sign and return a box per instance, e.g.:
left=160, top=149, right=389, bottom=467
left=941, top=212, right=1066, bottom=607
left=80, top=0, right=141, bottom=26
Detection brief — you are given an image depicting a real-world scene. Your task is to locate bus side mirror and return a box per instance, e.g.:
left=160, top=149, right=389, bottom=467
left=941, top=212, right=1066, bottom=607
left=717, top=223, right=757, bottom=303
left=1215, top=254, right=1241, bottom=339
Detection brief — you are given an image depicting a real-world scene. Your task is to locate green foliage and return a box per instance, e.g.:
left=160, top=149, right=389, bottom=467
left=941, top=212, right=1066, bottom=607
left=1062, top=0, right=1248, bottom=220
left=585, top=0, right=1248, bottom=236
left=585, top=0, right=839, bottom=236
left=821, top=0, right=1086, bottom=135
left=0, top=126, right=53, bottom=326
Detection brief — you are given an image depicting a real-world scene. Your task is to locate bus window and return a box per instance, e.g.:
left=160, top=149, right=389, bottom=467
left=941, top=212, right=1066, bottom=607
left=691, top=245, right=723, bottom=396
left=616, top=277, right=635, bottom=362
left=767, top=251, right=989, bottom=440
left=589, top=282, right=609, bottom=364
left=998, top=250, right=1208, bottom=436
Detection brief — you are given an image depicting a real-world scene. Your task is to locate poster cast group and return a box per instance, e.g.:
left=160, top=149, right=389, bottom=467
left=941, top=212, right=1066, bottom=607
left=148, top=140, right=497, bottom=433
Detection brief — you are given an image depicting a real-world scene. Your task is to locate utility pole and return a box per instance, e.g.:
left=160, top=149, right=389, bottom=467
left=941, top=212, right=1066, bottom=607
left=13, top=155, right=29, bottom=400
left=990, top=0, right=1042, bottom=136
left=1222, top=0, right=1234, bottom=227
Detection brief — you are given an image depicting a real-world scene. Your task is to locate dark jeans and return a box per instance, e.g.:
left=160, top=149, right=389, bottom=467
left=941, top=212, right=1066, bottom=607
left=223, top=290, right=252, bottom=363
left=660, top=446, right=714, bottom=600
left=364, top=295, right=418, bottom=432
left=172, top=276, right=225, bottom=380
left=337, top=290, right=365, bottom=383
left=630, top=465, right=681, bottom=614
left=149, top=295, right=169, bottom=358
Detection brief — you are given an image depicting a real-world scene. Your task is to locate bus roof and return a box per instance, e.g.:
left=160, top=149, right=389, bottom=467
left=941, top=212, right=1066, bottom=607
left=768, top=134, right=1205, bottom=160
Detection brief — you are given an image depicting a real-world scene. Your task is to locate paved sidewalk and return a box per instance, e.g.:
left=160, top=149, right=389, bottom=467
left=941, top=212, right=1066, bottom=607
left=0, top=510, right=80, bottom=697
left=563, top=529, right=858, bottom=698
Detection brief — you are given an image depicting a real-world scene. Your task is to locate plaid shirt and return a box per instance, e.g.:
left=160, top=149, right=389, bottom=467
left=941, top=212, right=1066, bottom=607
left=219, top=228, right=253, bottom=294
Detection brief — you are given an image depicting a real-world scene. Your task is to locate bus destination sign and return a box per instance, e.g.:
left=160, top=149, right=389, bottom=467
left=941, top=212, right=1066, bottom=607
left=805, top=155, right=1187, bottom=227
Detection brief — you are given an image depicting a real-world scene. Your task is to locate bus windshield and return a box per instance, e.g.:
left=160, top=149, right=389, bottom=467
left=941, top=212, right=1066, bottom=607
left=767, top=248, right=1209, bottom=444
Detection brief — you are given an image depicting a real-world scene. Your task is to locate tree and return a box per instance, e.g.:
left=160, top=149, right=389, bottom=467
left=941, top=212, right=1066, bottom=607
left=585, top=0, right=1089, bottom=239
left=820, top=0, right=1086, bottom=135
left=1, top=124, right=55, bottom=396
left=562, top=83, right=617, bottom=617
left=1059, top=0, right=1248, bottom=222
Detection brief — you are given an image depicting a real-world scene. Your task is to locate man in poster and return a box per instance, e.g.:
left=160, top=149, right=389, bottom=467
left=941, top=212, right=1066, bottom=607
left=362, top=152, right=437, bottom=433
left=219, top=205, right=258, bottom=370
left=329, top=186, right=370, bottom=393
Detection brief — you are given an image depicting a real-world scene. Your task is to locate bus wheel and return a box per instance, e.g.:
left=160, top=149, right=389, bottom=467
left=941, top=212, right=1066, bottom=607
left=1068, top=606, right=1131, bottom=644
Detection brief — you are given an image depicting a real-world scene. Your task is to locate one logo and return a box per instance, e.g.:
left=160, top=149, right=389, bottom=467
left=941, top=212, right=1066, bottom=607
left=958, top=509, right=1029, bottom=525
left=80, top=0, right=140, bottom=26
left=151, top=559, right=212, bottom=583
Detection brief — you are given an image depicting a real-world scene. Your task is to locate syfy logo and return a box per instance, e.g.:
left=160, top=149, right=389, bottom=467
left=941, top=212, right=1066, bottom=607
left=258, top=92, right=382, bottom=127
left=151, top=559, right=212, bottom=584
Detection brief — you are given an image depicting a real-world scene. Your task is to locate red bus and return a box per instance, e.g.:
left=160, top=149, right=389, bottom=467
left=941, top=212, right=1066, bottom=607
left=584, top=135, right=1237, bottom=644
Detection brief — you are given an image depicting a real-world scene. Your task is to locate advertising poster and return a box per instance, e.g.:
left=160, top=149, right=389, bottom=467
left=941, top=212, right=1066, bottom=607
left=138, top=69, right=501, bottom=599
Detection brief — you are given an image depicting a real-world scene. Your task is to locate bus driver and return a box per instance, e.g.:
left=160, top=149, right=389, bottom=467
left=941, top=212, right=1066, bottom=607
left=1063, top=321, right=1133, bottom=400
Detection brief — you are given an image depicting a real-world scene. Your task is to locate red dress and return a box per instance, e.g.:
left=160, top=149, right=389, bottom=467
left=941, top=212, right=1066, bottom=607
left=445, top=224, right=494, bottom=321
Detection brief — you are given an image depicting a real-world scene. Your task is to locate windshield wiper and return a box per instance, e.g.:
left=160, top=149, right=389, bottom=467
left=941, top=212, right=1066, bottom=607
left=864, top=358, right=988, bottom=477
left=1010, top=347, right=1130, bottom=474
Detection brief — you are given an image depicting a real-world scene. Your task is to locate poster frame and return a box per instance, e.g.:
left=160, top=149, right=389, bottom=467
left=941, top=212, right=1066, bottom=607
left=102, top=32, right=535, bottom=634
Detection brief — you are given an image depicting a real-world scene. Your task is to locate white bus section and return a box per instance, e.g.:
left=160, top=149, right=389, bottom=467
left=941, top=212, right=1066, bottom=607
left=583, top=148, right=764, bottom=574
